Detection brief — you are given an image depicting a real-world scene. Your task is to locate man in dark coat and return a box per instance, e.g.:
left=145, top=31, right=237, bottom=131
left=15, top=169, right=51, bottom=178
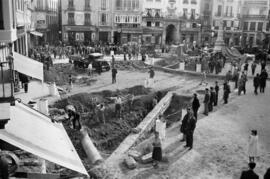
left=19, top=73, right=29, bottom=93
left=240, top=162, right=259, bottom=179
left=223, top=81, right=230, bottom=104
left=184, top=112, right=196, bottom=150
left=253, top=73, right=260, bottom=95
left=192, top=93, right=200, bottom=120
left=209, top=87, right=216, bottom=112
left=203, top=88, right=210, bottom=116
left=214, top=81, right=219, bottom=106
left=180, top=107, right=192, bottom=142
left=264, top=167, right=270, bottom=179
left=251, top=62, right=256, bottom=76
left=112, top=68, right=118, bottom=84
left=260, top=69, right=268, bottom=93
left=0, top=154, right=9, bottom=179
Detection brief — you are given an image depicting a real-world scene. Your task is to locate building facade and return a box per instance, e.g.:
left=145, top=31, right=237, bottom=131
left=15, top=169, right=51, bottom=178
left=240, top=0, right=269, bottom=48
left=113, top=0, right=143, bottom=44
left=211, top=0, right=242, bottom=47
left=61, top=0, right=97, bottom=45
left=33, top=0, right=59, bottom=45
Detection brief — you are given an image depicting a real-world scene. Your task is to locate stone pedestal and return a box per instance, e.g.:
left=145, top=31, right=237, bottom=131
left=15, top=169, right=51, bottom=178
left=214, top=28, right=225, bottom=52
left=179, top=62, right=185, bottom=71
left=196, top=64, right=202, bottom=73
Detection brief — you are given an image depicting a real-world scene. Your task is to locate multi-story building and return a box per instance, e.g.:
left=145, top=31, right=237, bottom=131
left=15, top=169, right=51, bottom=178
left=240, top=0, right=269, bottom=48
left=200, top=0, right=213, bottom=45
left=34, top=0, right=59, bottom=45
left=212, top=0, right=242, bottom=47
left=61, top=0, right=97, bottom=44
left=113, top=0, right=143, bottom=44
left=142, top=0, right=165, bottom=45
left=141, top=0, right=201, bottom=46
left=95, top=0, right=114, bottom=43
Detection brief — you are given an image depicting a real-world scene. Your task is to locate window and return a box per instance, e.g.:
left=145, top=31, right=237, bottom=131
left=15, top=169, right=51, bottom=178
left=183, top=8, right=188, bottom=18
left=217, top=5, right=222, bottom=16
left=155, top=22, right=160, bottom=27
left=68, top=13, right=74, bottom=25
left=0, top=0, right=3, bottom=29
left=101, top=0, right=106, bottom=10
left=183, top=0, right=188, bottom=4
left=266, top=23, right=270, bottom=31
left=85, top=0, right=90, bottom=8
left=191, top=9, right=195, bottom=19
left=191, top=0, right=197, bottom=4
left=116, top=0, right=122, bottom=10
left=147, top=21, right=151, bottom=27
left=205, top=3, right=209, bottom=11
left=68, top=0, right=74, bottom=7
left=250, top=22, right=256, bottom=31
left=155, top=9, right=161, bottom=18
left=85, top=13, right=91, bottom=25
left=257, top=22, right=263, bottom=31
left=101, top=13, right=107, bottom=25
left=146, top=9, right=152, bottom=17
left=17, top=0, right=24, bottom=11
left=243, top=22, right=248, bottom=30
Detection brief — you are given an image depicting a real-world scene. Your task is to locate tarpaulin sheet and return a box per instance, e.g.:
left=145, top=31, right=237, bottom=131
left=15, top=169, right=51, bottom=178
left=0, top=102, right=88, bottom=176
left=13, top=52, right=44, bottom=81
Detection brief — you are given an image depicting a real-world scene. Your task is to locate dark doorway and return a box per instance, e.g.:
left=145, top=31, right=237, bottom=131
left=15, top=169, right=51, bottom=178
left=166, top=24, right=177, bottom=44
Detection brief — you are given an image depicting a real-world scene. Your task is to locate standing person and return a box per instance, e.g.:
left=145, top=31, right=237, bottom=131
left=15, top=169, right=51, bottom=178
left=66, top=109, right=82, bottom=130
left=184, top=111, right=196, bottom=150
left=192, top=93, right=200, bottom=120
left=241, top=72, right=248, bottom=95
left=251, top=61, right=257, bottom=76
left=225, top=70, right=232, bottom=82
left=19, top=73, right=29, bottom=93
left=253, top=74, right=260, bottom=95
left=214, top=81, right=219, bottom=106
left=209, top=87, right=216, bottom=112
left=223, top=81, right=230, bottom=104
left=234, top=70, right=240, bottom=89
left=97, top=104, right=106, bottom=124
left=115, top=95, right=122, bottom=118
left=111, top=55, right=115, bottom=68
left=261, top=60, right=266, bottom=72
left=244, top=62, right=249, bottom=75
left=180, top=107, right=192, bottom=142
left=248, top=130, right=258, bottom=163
left=152, top=131, right=162, bottom=168
left=240, top=162, right=259, bottom=179
left=88, top=62, right=93, bottom=77
left=203, top=88, right=210, bottom=116
left=148, top=67, right=155, bottom=87
left=260, top=69, right=268, bottom=93
left=111, top=68, right=118, bottom=84
left=67, top=74, right=73, bottom=92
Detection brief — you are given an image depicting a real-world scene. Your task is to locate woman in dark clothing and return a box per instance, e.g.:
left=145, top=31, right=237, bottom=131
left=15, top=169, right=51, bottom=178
left=152, top=131, right=162, bottom=168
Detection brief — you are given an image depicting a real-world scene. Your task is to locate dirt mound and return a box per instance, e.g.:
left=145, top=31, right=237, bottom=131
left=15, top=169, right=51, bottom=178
left=44, top=64, right=86, bottom=86
left=155, top=56, right=180, bottom=67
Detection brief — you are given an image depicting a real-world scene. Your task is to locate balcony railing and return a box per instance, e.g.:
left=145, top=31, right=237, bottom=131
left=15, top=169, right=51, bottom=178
left=67, top=5, right=75, bottom=11
left=85, top=6, right=91, bottom=11
left=244, top=1, right=267, bottom=6
left=242, top=15, right=267, bottom=19
left=68, top=20, right=75, bottom=25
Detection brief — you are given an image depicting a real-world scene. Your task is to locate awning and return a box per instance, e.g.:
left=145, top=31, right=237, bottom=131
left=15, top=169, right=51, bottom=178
left=30, top=31, right=43, bottom=37
left=0, top=102, right=89, bottom=176
left=13, top=52, right=43, bottom=81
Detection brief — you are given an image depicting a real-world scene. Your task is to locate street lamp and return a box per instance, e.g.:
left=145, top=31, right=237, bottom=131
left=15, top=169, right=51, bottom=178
left=0, top=53, right=15, bottom=129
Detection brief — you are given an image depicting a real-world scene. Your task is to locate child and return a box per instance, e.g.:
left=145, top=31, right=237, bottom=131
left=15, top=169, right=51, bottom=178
left=248, top=130, right=258, bottom=162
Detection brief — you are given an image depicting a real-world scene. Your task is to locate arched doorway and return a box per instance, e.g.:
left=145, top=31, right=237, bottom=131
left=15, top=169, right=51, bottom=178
left=165, top=24, right=177, bottom=44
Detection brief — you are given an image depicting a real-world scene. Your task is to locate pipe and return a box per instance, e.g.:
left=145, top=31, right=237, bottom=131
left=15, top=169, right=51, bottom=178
left=80, top=127, right=103, bottom=165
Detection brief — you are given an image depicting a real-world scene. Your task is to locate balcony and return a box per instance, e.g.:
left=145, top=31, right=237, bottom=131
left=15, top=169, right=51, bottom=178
left=68, top=20, right=75, bottom=25
left=242, top=14, right=267, bottom=19
left=67, top=5, right=75, bottom=11
left=85, top=6, right=91, bottom=11
left=244, top=1, right=267, bottom=6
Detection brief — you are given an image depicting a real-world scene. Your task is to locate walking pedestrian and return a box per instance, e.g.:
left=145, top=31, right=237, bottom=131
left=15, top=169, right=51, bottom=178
left=88, top=62, right=93, bottom=77
left=253, top=74, right=260, bottom=95
left=214, top=81, right=219, bottom=106
left=260, top=69, right=268, bottom=93
left=223, top=81, right=230, bottom=104
left=192, top=93, right=200, bottom=120
left=248, top=130, right=258, bottom=163
left=203, top=88, right=210, bottom=115
left=112, top=68, right=118, bottom=84
left=152, top=131, right=162, bottom=168
left=251, top=61, right=257, bottom=76
left=209, top=87, right=216, bottom=112
left=240, top=162, right=259, bottom=179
